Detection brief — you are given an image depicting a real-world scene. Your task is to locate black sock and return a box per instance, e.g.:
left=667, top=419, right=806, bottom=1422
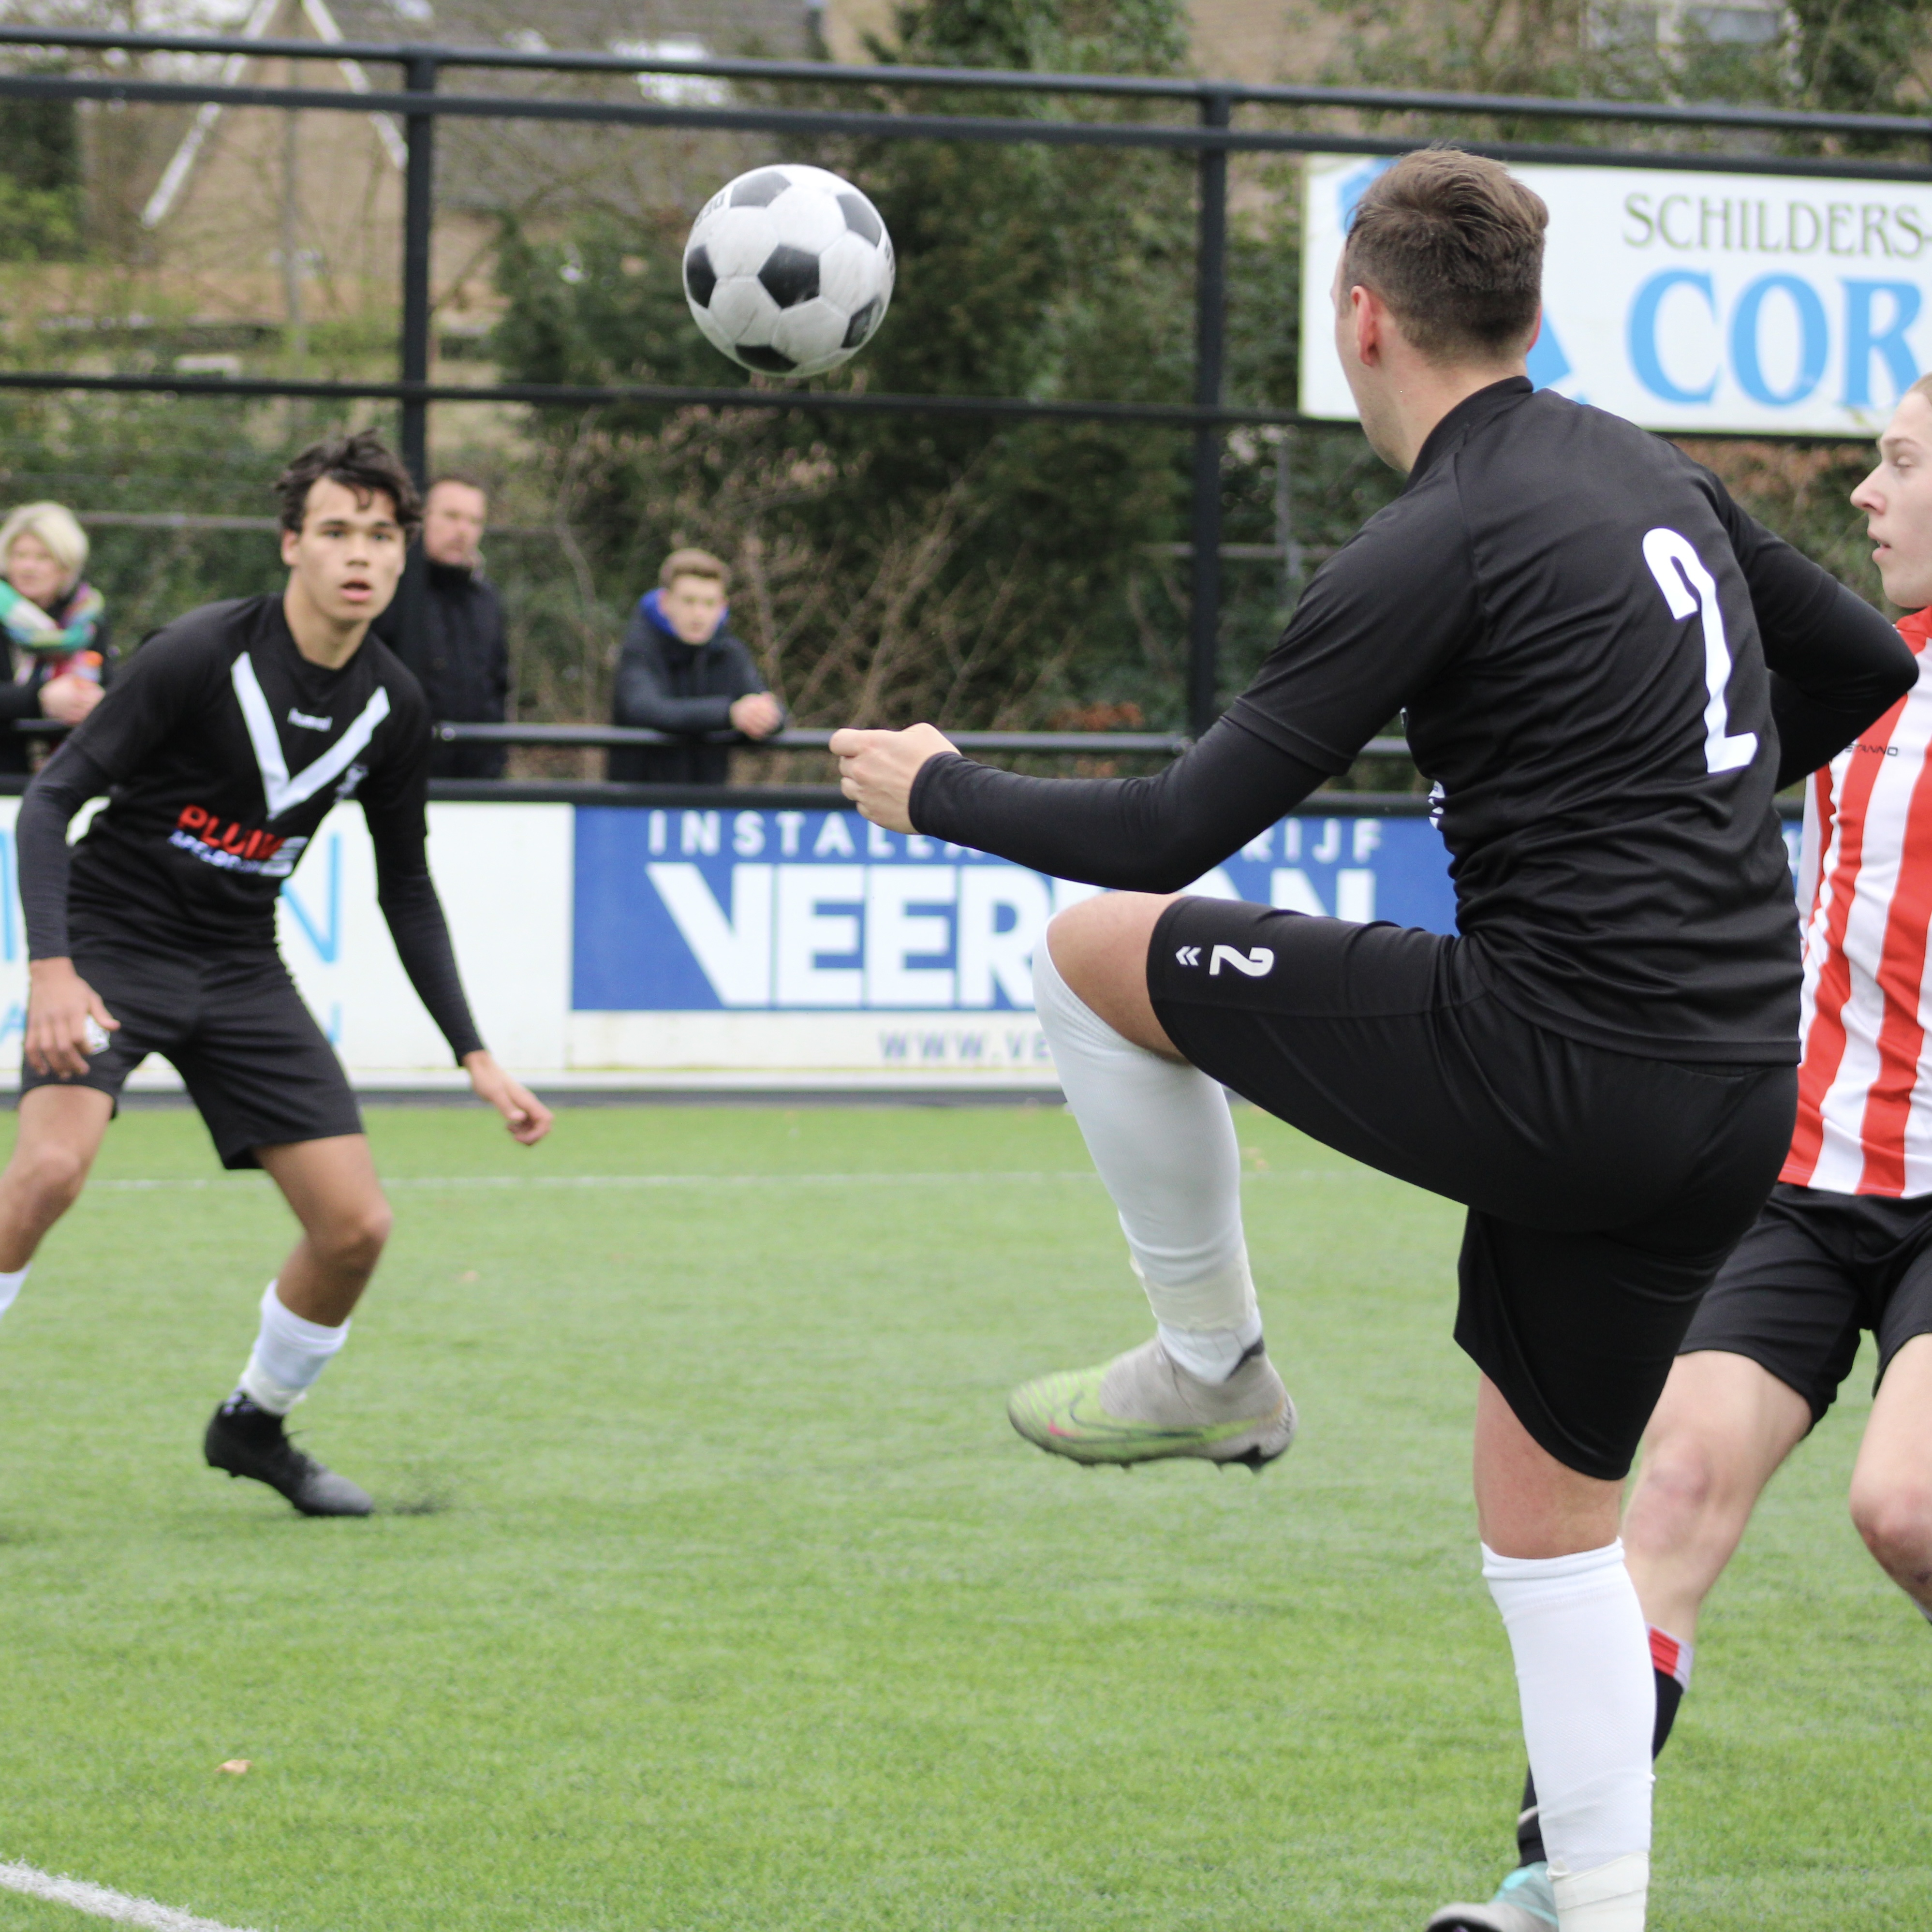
left=1514, top=1664, right=1683, bottom=1867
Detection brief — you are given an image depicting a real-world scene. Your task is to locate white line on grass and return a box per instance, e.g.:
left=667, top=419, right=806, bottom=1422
left=0, top=1861, right=258, bottom=1932
left=86, top=1168, right=1360, bottom=1192
left=88, top=1171, right=1103, bottom=1191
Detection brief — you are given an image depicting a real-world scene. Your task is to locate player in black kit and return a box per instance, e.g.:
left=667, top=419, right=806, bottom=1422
left=0, top=431, right=552, bottom=1519
left=833, top=150, right=1916, bottom=1931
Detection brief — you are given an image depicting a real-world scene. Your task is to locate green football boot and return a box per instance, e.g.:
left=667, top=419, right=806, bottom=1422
left=1427, top=1862, right=1559, bottom=1932
left=1006, top=1336, right=1296, bottom=1469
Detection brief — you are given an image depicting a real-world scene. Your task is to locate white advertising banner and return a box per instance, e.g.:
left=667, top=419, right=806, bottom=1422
left=1301, top=152, right=1932, bottom=437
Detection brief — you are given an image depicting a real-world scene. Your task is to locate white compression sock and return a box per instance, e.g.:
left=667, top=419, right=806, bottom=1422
left=236, top=1280, right=350, bottom=1415
left=0, top=1264, right=28, bottom=1323
left=1033, top=937, right=1261, bottom=1380
left=1485, top=1540, right=1653, bottom=1931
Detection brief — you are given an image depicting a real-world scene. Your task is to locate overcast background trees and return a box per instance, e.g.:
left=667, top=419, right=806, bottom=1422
left=0, top=0, right=1924, bottom=764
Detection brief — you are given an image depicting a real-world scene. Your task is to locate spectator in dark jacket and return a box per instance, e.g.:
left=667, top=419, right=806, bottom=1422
left=0, top=501, right=107, bottom=778
left=372, top=475, right=510, bottom=779
left=608, top=547, right=782, bottom=784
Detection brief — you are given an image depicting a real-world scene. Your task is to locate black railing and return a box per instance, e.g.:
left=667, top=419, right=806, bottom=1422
left=0, top=27, right=1924, bottom=739
left=428, top=722, right=1415, bottom=759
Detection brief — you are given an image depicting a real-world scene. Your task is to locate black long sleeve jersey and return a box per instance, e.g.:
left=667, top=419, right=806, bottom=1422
left=912, top=379, right=1918, bottom=1065
left=19, top=594, right=485, bottom=1062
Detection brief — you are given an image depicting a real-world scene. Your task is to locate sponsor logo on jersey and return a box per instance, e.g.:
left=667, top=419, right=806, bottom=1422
left=287, top=707, right=333, bottom=731
left=169, top=804, right=307, bottom=878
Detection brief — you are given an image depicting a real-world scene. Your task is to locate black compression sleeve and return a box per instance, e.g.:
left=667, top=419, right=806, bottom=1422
left=367, top=814, right=485, bottom=1062
left=18, top=743, right=109, bottom=959
left=908, top=716, right=1331, bottom=888
left=1766, top=580, right=1919, bottom=788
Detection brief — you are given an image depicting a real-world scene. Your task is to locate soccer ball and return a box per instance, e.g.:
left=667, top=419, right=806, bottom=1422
left=683, top=163, right=895, bottom=379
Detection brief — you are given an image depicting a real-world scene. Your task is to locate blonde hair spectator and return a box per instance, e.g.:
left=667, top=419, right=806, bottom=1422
left=0, top=502, right=88, bottom=592
left=0, top=498, right=106, bottom=762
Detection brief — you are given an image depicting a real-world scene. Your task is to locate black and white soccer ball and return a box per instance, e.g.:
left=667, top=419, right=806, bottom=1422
left=683, top=163, right=895, bottom=379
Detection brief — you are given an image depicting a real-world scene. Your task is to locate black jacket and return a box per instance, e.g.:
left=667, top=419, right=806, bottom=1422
left=608, top=598, right=774, bottom=784
left=372, top=546, right=510, bottom=780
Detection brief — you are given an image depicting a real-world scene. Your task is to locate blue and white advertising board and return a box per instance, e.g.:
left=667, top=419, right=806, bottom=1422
left=565, top=805, right=1455, bottom=1082
left=0, top=800, right=1805, bottom=1090
left=1301, top=152, right=1932, bottom=438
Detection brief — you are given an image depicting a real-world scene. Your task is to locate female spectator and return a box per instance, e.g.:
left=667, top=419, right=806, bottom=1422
left=0, top=501, right=106, bottom=775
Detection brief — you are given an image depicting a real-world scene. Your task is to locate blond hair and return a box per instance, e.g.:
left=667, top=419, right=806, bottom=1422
left=659, top=546, right=730, bottom=592
left=0, top=501, right=88, bottom=590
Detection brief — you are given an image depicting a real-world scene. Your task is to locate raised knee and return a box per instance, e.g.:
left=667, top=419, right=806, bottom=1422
left=318, top=1197, right=392, bottom=1273
left=13, top=1142, right=89, bottom=1215
left=1625, top=1438, right=1730, bottom=1563
left=1850, top=1485, right=1932, bottom=1587
left=1639, top=1440, right=1722, bottom=1518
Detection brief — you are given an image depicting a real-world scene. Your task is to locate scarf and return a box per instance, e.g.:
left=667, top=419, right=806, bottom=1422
left=0, top=577, right=104, bottom=682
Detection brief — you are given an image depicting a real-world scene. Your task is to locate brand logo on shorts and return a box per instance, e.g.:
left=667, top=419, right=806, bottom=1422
left=1175, top=945, right=1202, bottom=966
left=1209, top=944, right=1275, bottom=978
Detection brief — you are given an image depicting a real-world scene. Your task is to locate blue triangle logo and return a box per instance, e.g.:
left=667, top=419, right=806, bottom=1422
left=1337, top=159, right=1393, bottom=232
left=1527, top=316, right=1572, bottom=390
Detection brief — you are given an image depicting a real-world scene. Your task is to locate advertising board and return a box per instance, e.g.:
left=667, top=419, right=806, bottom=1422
left=1301, top=152, right=1932, bottom=438
left=565, top=805, right=1457, bottom=1080
left=0, top=801, right=1804, bottom=1090
left=0, top=801, right=1459, bottom=1089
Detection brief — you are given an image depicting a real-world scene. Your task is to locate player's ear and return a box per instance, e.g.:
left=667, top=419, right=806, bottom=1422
left=1350, top=284, right=1383, bottom=367
left=279, top=524, right=302, bottom=567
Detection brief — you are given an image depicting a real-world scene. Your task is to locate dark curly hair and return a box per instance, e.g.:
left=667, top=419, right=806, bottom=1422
left=273, top=431, right=422, bottom=538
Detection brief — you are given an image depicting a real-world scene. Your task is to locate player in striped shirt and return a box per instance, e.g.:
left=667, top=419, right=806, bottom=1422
left=1431, top=376, right=1932, bottom=1932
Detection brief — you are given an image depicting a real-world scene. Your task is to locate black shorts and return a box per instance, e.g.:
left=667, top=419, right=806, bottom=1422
left=19, top=939, right=362, bottom=1170
left=1681, top=1181, right=1932, bottom=1425
left=1148, top=900, right=1798, bottom=1481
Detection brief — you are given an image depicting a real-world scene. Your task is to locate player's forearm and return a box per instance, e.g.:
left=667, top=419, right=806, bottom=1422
left=374, top=869, right=486, bottom=1061
left=1766, top=584, right=1919, bottom=787
left=909, top=718, right=1327, bottom=890
left=16, top=747, right=103, bottom=960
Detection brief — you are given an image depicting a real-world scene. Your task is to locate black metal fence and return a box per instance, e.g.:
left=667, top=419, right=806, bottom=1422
left=0, top=25, right=1925, bottom=745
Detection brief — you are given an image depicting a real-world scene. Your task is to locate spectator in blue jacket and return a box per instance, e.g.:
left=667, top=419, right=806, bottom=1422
left=608, top=548, right=782, bottom=784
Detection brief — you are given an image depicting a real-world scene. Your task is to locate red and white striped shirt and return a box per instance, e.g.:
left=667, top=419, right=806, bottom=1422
left=1786, top=607, right=1932, bottom=1196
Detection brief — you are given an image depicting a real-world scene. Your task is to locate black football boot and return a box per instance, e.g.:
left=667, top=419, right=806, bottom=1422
left=204, top=1393, right=373, bottom=1517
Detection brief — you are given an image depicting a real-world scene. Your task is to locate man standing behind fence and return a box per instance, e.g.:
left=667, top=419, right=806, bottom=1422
left=373, top=475, right=509, bottom=780
left=608, top=548, right=782, bottom=784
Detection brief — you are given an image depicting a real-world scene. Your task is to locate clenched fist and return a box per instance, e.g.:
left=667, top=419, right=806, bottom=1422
left=828, top=723, right=958, bottom=833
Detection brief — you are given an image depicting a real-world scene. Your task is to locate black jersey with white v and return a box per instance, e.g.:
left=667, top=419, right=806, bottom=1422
left=47, top=596, right=427, bottom=949
left=17, top=594, right=484, bottom=1057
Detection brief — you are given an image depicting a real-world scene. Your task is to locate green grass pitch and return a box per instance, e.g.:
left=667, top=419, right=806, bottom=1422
left=0, top=1102, right=1923, bottom=1932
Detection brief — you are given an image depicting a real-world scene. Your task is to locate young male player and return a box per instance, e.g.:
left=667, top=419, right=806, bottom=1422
left=1430, top=376, right=1932, bottom=1932
left=0, top=430, right=552, bottom=1519
left=831, top=149, right=1917, bottom=1931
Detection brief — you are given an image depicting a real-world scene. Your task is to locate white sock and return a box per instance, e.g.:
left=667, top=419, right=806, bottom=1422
left=1034, top=936, right=1262, bottom=1380
left=1485, top=1541, right=1652, bottom=1928
left=0, top=1264, right=28, bottom=1323
left=236, top=1280, right=350, bottom=1415
left=1551, top=1851, right=1649, bottom=1931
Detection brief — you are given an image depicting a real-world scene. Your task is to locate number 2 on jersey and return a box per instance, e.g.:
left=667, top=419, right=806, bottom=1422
left=1642, top=527, right=1759, bottom=774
